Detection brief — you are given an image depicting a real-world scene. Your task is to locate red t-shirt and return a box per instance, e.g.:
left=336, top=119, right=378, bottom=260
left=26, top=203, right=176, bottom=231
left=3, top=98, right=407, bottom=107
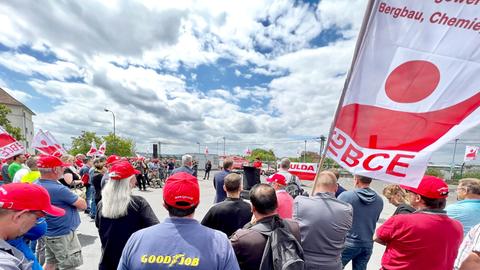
left=276, top=190, right=293, bottom=219
left=253, top=161, right=262, bottom=169
left=376, top=211, right=463, bottom=270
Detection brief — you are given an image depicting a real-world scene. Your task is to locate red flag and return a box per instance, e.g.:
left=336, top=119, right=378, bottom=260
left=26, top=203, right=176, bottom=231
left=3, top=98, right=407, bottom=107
left=86, top=141, right=97, bottom=157
left=44, top=131, right=66, bottom=154
left=464, top=146, right=479, bottom=162
left=32, top=130, right=63, bottom=156
left=98, top=142, right=107, bottom=156
left=0, top=126, right=25, bottom=159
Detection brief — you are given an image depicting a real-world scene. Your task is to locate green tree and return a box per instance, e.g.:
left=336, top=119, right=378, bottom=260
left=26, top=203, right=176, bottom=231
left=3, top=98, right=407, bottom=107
left=247, top=148, right=276, bottom=162
left=0, top=104, right=24, bottom=140
left=102, top=133, right=135, bottom=157
left=69, top=131, right=135, bottom=157
left=69, top=131, right=102, bottom=156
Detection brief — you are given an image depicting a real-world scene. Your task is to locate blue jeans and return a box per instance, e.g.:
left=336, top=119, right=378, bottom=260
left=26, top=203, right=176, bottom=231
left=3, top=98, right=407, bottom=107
left=85, top=186, right=93, bottom=210
left=90, top=189, right=96, bottom=218
left=341, top=245, right=373, bottom=270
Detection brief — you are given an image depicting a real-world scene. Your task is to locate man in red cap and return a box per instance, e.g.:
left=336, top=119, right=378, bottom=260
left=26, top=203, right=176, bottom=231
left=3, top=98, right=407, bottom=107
left=374, top=175, right=463, bottom=270
left=118, top=172, right=240, bottom=270
left=35, top=155, right=87, bottom=270
left=0, top=183, right=65, bottom=270
left=267, top=173, right=294, bottom=219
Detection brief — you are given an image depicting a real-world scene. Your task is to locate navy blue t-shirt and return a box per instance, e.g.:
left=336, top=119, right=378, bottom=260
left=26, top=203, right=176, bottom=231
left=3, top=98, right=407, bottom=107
left=36, top=179, right=80, bottom=236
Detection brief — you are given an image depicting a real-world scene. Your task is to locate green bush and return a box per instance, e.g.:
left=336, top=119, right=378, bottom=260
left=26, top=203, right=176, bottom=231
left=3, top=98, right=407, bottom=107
left=426, top=167, right=444, bottom=178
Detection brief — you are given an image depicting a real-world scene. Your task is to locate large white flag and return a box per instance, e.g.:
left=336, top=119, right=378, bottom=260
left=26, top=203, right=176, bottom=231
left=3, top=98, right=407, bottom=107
left=327, top=1, right=480, bottom=187
left=86, top=141, right=97, bottom=157
left=97, top=142, right=107, bottom=156
left=464, top=146, right=479, bottom=162
left=32, top=130, right=63, bottom=157
left=44, top=131, right=66, bottom=154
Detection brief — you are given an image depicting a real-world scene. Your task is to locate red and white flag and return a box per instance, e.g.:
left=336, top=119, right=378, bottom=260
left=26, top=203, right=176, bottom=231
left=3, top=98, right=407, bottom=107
left=97, top=142, right=107, bottom=156
left=86, top=141, right=97, bottom=157
left=464, top=146, right=479, bottom=162
left=32, top=130, right=63, bottom=157
left=0, top=126, right=24, bottom=159
left=204, top=146, right=209, bottom=155
left=44, top=131, right=66, bottom=154
left=327, top=1, right=480, bottom=187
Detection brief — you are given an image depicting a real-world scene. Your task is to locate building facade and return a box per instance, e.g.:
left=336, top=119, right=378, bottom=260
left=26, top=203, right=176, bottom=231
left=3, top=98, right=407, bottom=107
left=0, top=87, right=35, bottom=153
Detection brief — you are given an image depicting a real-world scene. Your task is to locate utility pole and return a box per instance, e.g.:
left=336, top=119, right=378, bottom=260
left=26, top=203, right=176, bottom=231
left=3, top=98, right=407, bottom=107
left=319, top=135, right=326, bottom=163
left=304, top=140, right=307, bottom=163
left=223, top=137, right=226, bottom=156
left=320, top=135, right=326, bottom=155
left=449, top=138, right=459, bottom=180
left=158, top=141, right=162, bottom=158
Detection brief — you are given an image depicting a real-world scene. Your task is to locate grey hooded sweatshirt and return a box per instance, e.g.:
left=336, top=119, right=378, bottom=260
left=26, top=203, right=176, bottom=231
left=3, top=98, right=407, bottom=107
left=338, top=187, right=384, bottom=247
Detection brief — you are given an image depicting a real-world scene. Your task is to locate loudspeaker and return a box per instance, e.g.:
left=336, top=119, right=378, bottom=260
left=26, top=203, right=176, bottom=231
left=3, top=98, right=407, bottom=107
left=243, top=166, right=261, bottom=190
left=153, top=144, right=158, bottom=158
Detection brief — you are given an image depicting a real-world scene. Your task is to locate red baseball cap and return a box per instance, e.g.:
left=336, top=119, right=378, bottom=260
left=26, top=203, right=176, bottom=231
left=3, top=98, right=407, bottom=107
left=163, top=172, right=199, bottom=209
left=37, top=155, right=70, bottom=168
left=106, top=155, right=121, bottom=166
left=74, top=159, right=83, bottom=168
left=0, top=183, right=65, bottom=216
left=401, top=175, right=449, bottom=199
left=267, top=173, right=287, bottom=186
left=108, top=161, right=140, bottom=180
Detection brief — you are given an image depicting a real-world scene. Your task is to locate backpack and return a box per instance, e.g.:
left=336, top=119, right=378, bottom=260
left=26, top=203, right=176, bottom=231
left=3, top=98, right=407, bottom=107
left=252, top=216, right=305, bottom=270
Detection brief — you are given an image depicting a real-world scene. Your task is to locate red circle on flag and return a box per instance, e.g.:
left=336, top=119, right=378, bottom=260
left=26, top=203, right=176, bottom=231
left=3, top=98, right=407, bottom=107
left=385, top=60, right=440, bottom=103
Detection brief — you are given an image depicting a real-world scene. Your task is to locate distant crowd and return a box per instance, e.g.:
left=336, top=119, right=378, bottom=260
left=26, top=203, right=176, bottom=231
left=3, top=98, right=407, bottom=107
left=0, top=153, right=479, bottom=270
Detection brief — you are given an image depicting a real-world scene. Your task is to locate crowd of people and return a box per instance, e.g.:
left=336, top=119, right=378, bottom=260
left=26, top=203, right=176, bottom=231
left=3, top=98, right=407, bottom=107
left=0, top=152, right=479, bottom=270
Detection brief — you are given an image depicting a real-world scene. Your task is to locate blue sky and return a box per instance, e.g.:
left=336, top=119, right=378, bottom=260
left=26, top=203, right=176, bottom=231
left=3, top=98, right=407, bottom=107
left=0, top=0, right=478, bottom=165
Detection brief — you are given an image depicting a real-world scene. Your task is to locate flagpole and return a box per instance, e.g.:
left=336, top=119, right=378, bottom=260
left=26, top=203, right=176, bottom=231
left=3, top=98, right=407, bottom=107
left=311, top=0, right=377, bottom=194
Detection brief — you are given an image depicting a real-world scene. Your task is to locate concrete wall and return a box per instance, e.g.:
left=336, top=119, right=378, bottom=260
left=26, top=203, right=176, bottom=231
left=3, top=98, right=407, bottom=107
left=5, top=105, right=34, bottom=153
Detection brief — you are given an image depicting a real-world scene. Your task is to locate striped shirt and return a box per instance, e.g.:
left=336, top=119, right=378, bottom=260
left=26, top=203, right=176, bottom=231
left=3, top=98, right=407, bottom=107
left=454, top=223, right=480, bottom=269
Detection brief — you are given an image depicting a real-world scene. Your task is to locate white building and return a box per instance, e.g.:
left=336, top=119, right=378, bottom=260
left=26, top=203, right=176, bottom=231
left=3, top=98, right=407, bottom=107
left=0, top=87, right=35, bottom=152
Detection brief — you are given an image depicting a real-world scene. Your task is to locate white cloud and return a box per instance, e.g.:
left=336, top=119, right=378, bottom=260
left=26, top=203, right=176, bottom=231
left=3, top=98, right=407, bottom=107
left=0, top=0, right=471, bottom=162
left=0, top=52, right=83, bottom=81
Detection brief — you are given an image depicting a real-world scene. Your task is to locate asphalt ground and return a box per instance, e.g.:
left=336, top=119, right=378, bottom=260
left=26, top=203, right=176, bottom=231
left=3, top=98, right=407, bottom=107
left=76, top=171, right=460, bottom=270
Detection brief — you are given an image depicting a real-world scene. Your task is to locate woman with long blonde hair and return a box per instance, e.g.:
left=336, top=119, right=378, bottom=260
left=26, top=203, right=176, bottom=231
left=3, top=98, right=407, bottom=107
left=383, top=184, right=415, bottom=215
left=96, top=161, right=159, bottom=270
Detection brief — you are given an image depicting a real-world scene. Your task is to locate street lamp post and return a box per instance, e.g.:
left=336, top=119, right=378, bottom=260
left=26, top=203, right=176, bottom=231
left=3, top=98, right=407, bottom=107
left=223, top=137, right=226, bottom=156
left=196, top=142, right=200, bottom=155
left=104, top=108, right=116, bottom=154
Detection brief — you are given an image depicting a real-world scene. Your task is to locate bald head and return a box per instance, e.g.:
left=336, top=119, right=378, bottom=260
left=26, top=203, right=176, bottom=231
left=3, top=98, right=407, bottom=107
left=313, top=171, right=338, bottom=194
left=250, top=183, right=278, bottom=215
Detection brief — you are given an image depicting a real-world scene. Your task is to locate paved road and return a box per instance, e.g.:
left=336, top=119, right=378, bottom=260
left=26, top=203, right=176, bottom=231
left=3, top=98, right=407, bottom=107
left=76, top=171, right=459, bottom=270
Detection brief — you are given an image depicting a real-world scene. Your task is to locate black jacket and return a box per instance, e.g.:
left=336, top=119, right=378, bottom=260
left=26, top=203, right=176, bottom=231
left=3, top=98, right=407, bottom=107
left=230, top=215, right=300, bottom=270
left=201, top=197, right=252, bottom=237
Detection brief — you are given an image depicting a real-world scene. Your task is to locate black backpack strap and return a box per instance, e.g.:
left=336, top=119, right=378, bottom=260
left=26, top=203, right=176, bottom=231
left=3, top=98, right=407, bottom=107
left=251, top=219, right=276, bottom=270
